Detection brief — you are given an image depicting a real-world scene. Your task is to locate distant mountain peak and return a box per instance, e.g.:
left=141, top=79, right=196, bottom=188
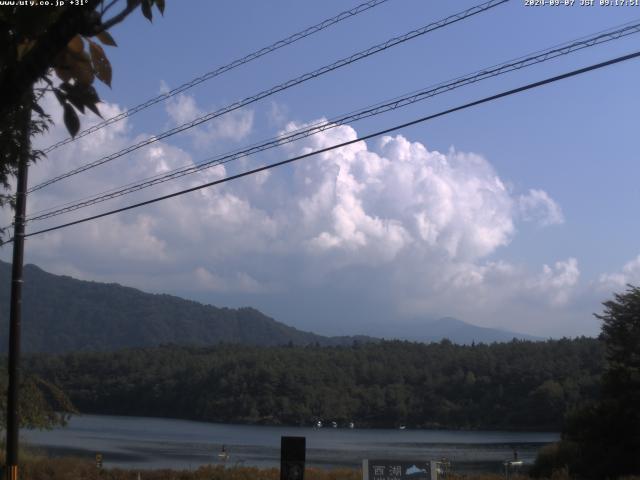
left=407, top=316, right=542, bottom=345
left=0, top=260, right=540, bottom=352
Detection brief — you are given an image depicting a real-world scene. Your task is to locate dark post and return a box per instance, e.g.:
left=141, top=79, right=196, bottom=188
left=280, top=436, right=305, bottom=480
left=5, top=95, right=31, bottom=480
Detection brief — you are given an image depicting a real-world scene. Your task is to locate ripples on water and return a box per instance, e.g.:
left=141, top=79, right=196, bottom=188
left=23, top=414, right=559, bottom=473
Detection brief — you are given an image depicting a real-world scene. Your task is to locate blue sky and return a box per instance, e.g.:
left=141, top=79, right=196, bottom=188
left=2, top=0, right=640, bottom=338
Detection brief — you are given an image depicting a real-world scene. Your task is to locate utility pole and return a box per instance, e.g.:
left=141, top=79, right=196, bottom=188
left=4, top=94, right=31, bottom=480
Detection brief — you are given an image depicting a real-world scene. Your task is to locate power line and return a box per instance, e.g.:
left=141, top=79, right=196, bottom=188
left=28, top=0, right=509, bottom=194
left=24, top=19, right=640, bottom=223
left=16, top=49, right=640, bottom=242
left=41, top=0, right=392, bottom=154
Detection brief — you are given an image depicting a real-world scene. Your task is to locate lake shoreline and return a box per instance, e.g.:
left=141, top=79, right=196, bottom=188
left=63, top=410, right=563, bottom=433
left=23, top=413, right=559, bottom=473
left=5, top=454, right=546, bottom=480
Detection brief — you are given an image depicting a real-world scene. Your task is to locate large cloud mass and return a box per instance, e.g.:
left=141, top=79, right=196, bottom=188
left=0, top=94, right=587, bottom=337
left=294, top=128, right=516, bottom=263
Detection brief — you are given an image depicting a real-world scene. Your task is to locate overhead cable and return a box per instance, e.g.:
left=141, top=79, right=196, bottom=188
left=29, top=0, right=509, bottom=194
left=14, top=48, right=640, bottom=241
left=41, top=0, right=392, bottom=154
left=24, top=19, right=640, bottom=223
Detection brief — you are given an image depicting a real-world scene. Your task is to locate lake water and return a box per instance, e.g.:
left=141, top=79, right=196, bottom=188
left=23, top=414, right=559, bottom=473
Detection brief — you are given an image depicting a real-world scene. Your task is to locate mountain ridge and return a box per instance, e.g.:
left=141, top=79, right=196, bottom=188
left=0, top=260, right=541, bottom=352
left=410, top=316, right=542, bottom=344
left=0, top=261, right=376, bottom=353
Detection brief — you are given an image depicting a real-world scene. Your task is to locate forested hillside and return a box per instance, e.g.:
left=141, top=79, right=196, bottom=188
left=0, top=261, right=373, bottom=352
left=26, top=338, right=603, bottom=431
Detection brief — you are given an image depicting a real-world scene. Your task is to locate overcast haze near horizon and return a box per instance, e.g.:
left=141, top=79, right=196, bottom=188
left=2, top=0, right=640, bottom=338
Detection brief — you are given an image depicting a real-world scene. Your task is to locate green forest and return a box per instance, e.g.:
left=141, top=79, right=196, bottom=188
left=25, top=337, right=603, bottom=431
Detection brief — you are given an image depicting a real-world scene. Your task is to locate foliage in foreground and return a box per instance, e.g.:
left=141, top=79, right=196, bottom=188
left=0, top=453, right=559, bottom=480
left=7, top=447, right=640, bottom=480
left=533, top=285, right=640, bottom=479
left=1, top=452, right=360, bottom=480
left=0, top=0, right=164, bottom=241
left=0, top=369, right=76, bottom=430
left=21, top=456, right=640, bottom=480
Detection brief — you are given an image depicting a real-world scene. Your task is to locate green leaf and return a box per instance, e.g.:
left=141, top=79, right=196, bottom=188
left=53, top=88, right=66, bottom=106
left=67, top=35, right=83, bottom=53
left=32, top=103, right=45, bottom=117
left=63, top=103, right=80, bottom=137
left=65, top=93, right=86, bottom=114
left=86, top=102, right=102, bottom=118
left=66, top=49, right=94, bottom=87
left=81, top=85, right=100, bottom=105
left=96, top=30, right=117, bottom=47
left=58, top=82, right=72, bottom=93
left=54, top=65, right=72, bottom=83
left=141, top=0, right=153, bottom=21
left=155, top=0, right=165, bottom=15
left=65, top=84, right=102, bottom=118
left=16, top=39, right=36, bottom=61
left=88, top=40, right=112, bottom=87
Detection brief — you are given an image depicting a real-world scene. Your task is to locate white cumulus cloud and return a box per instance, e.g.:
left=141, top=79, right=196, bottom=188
left=165, top=93, right=254, bottom=148
left=1, top=106, right=581, bottom=337
left=530, top=257, right=580, bottom=306
left=598, top=254, right=640, bottom=291
left=287, top=122, right=518, bottom=264
left=518, top=189, right=564, bottom=226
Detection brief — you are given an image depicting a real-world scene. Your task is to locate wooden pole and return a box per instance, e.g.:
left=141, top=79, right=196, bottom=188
left=5, top=94, right=31, bottom=480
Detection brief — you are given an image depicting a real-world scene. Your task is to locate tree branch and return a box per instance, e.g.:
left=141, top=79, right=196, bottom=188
left=95, top=0, right=141, bottom=34
left=101, top=0, right=121, bottom=16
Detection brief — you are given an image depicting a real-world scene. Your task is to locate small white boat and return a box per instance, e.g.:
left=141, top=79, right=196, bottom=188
left=348, top=422, right=354, bottom=429
left=399, top=425, right=406, bottom=430
left=331, top=421, right=338, bottom=428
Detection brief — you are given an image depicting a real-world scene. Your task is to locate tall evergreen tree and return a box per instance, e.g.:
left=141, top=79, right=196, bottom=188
left=559, top=285, right=640, bottom=479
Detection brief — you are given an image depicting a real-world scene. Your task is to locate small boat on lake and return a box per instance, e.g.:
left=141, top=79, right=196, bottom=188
left=217, top=444, right=229, bottom=462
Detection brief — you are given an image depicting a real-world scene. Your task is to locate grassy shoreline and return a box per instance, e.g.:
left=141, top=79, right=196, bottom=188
left=14, top=456, right=532, bottom=480
left=6, top=447, right=640, bottom=479
left=1, top=451, right=544, bottom=480
left=1, top=448, right=523, bottom=480
left=11, top=454, right=640, bottom=480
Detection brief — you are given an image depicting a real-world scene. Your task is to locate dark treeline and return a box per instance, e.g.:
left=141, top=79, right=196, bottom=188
left=25, top=338, right=603, bottom=431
